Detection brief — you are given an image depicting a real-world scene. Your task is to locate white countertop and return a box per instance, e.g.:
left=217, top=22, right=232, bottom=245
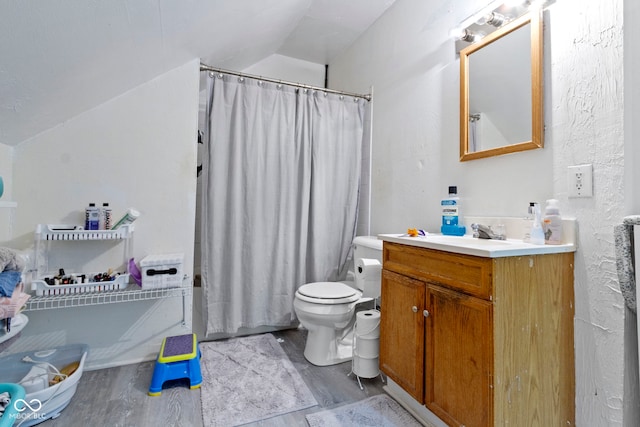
left=378, top=233, right=576, bottom=258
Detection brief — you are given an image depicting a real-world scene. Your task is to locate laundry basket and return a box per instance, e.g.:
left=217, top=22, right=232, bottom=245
left=0, top=344, right=88, bottom=427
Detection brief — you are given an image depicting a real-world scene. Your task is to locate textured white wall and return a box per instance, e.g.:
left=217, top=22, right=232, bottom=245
left=5, top=59, right=200, bottom=369
left=549, top=2, right=625, bottom=425
left=330, top=0, right=627, bottom=424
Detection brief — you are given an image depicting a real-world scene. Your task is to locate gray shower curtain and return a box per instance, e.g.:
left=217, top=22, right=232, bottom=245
left=201, top=73, right=366, bottom=335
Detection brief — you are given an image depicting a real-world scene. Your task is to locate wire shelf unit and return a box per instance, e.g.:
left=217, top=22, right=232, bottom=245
left=36, top=223, right=133, bottom=240
left=27, top=224, right=193, bottom=328
left=25, top=284, right=190, bottom=311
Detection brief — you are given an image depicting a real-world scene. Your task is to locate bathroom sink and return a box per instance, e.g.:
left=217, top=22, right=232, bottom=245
left=423, top=235, right=512, bottom=246
left=377, top=233, right=576, bottom=258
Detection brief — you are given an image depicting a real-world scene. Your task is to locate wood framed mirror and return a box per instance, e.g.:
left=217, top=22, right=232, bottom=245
left=459, top=8, right=543, bottom=161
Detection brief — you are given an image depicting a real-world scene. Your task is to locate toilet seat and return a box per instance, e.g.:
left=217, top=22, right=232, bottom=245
left=296, top=281, right=361, bottom=304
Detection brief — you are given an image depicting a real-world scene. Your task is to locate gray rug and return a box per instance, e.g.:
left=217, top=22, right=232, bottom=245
left=199, top=333, right=318, bottom=426
left=306, top=394, right=422, bottom=427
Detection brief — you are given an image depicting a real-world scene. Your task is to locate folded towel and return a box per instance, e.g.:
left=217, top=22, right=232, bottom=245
left=0, top=271, right=21, bottom=298
left=615, top=215, right=640, bottom=314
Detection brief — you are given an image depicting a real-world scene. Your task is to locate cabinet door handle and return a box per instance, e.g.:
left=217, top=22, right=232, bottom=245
left=423, top=310, right=430, bottom=317
left=412, top=306, right=418, bottom=313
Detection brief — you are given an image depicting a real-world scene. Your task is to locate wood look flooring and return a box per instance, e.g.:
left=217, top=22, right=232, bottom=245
left=38, top=328, right=387, bottom=426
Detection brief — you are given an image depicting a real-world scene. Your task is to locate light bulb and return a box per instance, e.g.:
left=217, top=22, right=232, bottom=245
left=487, top=12, right=507, bottom=26
left=475, top=13, right=493, bottom=25
left=450, top=27, right=467, bottom=40
left=503, top=0, right=528, bottom=6
left=458, top=29, right=484, bottom=43
left=477, top=12, right=507, bottom=27
left=528, top=0, right=545, bottom=9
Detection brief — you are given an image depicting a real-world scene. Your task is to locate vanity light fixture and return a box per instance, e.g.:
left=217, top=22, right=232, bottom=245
left=453, top=0, right=546, bottom=49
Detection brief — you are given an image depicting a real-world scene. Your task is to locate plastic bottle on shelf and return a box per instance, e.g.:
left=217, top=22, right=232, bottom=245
left=100, top=202, right=112, bottom=230
left=111, top=208, right=140, bottom=230
left=85, top=203, right=100, bottom=230
left=441, top=186, right=466, bottom=236
left=543, top=199, right=563, bottom=245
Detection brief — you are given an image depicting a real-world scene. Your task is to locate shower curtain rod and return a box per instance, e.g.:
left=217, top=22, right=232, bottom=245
left=200, top=63, right=371, bottom=101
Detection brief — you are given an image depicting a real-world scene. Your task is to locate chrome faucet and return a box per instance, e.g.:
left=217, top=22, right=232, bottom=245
left=471, top=223, right=506, bottom=240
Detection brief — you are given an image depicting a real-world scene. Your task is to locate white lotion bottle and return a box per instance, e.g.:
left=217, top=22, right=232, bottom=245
left=529, top=203, right=545, bottom=245
left=543, top=199, right=563, bottom=244
left=522, top=202, right=536, bottom=242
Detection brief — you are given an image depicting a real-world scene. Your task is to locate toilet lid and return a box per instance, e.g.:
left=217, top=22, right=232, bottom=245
left=297, top=281, right=361, bottom=304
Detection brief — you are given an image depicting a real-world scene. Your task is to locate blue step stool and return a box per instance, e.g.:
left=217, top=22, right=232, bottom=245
left=148, top=333, right=202, bottom=396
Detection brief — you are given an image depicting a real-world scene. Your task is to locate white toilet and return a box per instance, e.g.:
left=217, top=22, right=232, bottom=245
left=293, top=236, right=383, bottom=366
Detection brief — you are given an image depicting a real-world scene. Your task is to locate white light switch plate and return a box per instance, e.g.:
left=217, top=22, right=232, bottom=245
left=568, top=164, right=593, bottom=198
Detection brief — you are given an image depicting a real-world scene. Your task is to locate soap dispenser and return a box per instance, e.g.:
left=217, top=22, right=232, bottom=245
left=529, top=203, right=545, bottom=245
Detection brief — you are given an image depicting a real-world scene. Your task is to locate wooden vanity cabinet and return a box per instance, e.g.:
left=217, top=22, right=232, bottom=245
left=379, top=241, right=575, bottom=427
left=379, top=270, right=426, bottom=400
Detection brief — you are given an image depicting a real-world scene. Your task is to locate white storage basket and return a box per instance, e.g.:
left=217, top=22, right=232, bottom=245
left=31, top=273, right=129, bottom=296
left=140, top=253, right=184, bottom=289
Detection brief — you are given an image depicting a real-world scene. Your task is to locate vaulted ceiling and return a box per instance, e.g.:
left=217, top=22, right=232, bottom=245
left=0, top=0, right=396, bottom=146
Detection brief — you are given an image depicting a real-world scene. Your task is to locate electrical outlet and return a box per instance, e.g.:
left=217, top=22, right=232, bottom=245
left=568, top=164, right=593, bottom=198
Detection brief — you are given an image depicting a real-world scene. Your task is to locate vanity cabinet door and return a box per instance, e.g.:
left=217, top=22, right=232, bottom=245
left=380, top=269, right=426, bottom=402
left=425, top=284, right=493, bottom=427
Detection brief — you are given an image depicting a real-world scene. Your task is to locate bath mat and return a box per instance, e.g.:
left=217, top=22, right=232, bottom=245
left=305, top=394, right=422, bottom=427
left=199, top=333, right=317, bottom=426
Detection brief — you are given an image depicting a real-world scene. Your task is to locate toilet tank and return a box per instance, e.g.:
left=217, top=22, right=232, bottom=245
left=353, top=236, right=383, bottom=262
